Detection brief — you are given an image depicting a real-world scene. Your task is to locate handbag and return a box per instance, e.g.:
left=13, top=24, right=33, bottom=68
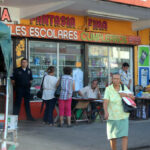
left=54, top=76, right=62, bottom=98
left=121, top=84, right=137, bottom=113
left=37, top=75, right=46, bottom=99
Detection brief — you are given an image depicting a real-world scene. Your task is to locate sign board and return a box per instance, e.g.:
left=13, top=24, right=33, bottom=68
left=0, top=6, right=20, bottom=24
left=7, top=24, right=141, bottom=45
left=109, top=0, right=150, bottom=8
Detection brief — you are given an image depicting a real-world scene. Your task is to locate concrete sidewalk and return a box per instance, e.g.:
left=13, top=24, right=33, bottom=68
left=16, top=120, right=150, bottom=150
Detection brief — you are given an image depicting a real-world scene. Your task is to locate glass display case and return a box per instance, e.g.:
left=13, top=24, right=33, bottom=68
left=29, top=41, right=57, bottom=100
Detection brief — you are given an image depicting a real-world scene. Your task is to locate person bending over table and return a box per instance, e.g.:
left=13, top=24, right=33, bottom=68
left=78, top=79, right=101, bottom=120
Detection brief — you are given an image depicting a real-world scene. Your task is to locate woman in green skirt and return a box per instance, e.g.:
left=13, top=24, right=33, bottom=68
left=103, top=73, right=134, bottom=150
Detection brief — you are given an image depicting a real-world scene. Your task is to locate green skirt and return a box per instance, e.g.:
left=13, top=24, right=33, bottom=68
left=107, top=118, right=129, bottom=140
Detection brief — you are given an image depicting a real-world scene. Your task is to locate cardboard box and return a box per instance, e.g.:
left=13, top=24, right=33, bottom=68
left=0, top=114, right=18, bottom=130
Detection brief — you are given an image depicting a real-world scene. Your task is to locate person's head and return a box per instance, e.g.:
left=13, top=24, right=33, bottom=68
left=63, top=67, right=72, bottom=75
left=112, top=73, right=121, bottom=86
left=122, top=62, right=129, bottom=72
left=47, top=66, right=55, bottom=75
left=21, top=58, right=28, bottom=68
left=91, top=79, right=99, bottom=89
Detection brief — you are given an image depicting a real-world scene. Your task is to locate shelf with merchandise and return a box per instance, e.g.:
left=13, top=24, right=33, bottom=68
left=88, top=76, right=108, bottom=78
left=30, top=64, right=52, bottom=67
left=59, top=65, right=76, bottom=67
left=30, top=52, right=56, bottom=55
left=89, top=55, right=108, bottom=58
left=88, top=66, right=106, bottom=68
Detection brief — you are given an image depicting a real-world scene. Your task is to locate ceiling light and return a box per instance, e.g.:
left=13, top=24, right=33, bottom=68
left=87, top=10, right=139, bottom=21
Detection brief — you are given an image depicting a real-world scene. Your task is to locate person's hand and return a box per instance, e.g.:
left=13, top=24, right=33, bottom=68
left=104, top=111, right=109, bottom=120
left=119, top=93, right=127, bottom=98
left=127, top=94, right=135, bottom=100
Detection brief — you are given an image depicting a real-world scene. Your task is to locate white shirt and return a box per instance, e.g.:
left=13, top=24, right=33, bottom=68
left=119, top=69, right=131, bottom=86
left=42, top=75, right=58, bottom=100
left=73, top=68, right=83, bottom=91
left=80, top=86, right=100, bottom=99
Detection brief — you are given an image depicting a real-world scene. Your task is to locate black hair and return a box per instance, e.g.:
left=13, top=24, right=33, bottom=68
left=21, top=58, right=28, bottom=63
left=122, top=62, right=129, bottom=67
left=47, top=66, right=55, bottom=73
left=63, top=67, right=72, bottom=75
left=91, top=79, right=98, bottom=84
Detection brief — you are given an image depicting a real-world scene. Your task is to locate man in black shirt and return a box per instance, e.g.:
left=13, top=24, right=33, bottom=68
left=11, top=58, right=34, bottom=121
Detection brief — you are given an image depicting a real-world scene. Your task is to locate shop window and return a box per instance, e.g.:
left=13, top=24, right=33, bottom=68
left=29, top=41, right=84, bottom=100
left=88, top=45, right=133, bottom=96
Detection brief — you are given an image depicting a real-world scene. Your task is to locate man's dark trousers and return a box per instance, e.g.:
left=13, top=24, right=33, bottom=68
left=13, top=87, right=32, bottom=119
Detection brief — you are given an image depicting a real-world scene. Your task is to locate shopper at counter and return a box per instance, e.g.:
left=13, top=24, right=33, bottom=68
left=119, top=62, right=131, bottom=89
left=11, top=58, right=34, bottom=121
left=57, top=67, right=75, bottom=127
left=42, top=66, right=58, bottom=126
left=78, top=79, right=101, bottom=120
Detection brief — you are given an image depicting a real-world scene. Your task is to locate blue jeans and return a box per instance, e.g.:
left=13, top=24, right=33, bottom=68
left=43, top=98, right=57, bottom=124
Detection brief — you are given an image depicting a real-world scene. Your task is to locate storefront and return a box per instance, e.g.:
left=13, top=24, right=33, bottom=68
left=6, top=12, right=141, bottom=119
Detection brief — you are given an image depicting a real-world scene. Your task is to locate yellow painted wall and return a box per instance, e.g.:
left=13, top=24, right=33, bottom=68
left=20, top=12, right=137, bottom=36
left=138, top=29, right=150, bottom=45
left=134, top=46, right=138, bottom=86
left=134, top=29, right=150, bottom=86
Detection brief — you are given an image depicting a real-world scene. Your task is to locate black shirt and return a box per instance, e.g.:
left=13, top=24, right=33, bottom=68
left=11, top=67, right=33, bottom=88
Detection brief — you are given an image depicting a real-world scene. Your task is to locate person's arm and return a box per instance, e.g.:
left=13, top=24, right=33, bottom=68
left=11, top=69, right=16, bottom=86
left=120, top=86, right=135, bottom=100
left=103, top=100, right=109, bottom=120
left=97, top=88, right=101, bottom=99
left=103, top=87, right=110, bottom=120
left=127, top=79, right=131, bottom=89
left=56, top=78, right=60, bottom=88
left=78, top=90, right=84, bottom=97
left=11, top=80, right=15, bottom=86
left=72, top=81, right=75, bottom=91
left=30, top=69, right=33, bottom=84
left=78, top=87, right=87, bottom=98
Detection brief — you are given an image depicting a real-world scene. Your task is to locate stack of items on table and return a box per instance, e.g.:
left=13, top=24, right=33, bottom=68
left=135, top=85, right=150, bottom=119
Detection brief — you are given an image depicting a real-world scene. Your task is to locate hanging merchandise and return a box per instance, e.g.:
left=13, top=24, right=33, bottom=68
left=139, top=67, right=149, bottom=87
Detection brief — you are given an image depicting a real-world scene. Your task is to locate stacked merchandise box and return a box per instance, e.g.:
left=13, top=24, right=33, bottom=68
left=0, top=114, right=18, bottom=130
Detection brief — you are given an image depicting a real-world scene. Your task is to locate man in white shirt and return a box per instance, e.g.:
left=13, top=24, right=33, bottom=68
left=119, top=62, right=131, bottom=89
left=78, top=79, right=101, bottom=120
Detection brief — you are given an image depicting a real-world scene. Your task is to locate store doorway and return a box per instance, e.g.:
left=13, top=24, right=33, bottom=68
left=0, top=46, right=7, bottom=113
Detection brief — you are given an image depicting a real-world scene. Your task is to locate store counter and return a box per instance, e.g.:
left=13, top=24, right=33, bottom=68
left=19, top=99, right=58, bottom=120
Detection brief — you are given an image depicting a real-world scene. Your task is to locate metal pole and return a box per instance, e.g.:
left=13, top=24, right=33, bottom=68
left=1, top=77, right=10, bottom=150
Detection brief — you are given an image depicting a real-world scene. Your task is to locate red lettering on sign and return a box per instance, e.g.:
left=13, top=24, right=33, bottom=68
left=1, top=8, right=11, bottom=22
left=54, top=16, right=60, bottom=26
left=30, top=15, right=76, bottom=29
left=88, top=18, right=107, bottom=31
